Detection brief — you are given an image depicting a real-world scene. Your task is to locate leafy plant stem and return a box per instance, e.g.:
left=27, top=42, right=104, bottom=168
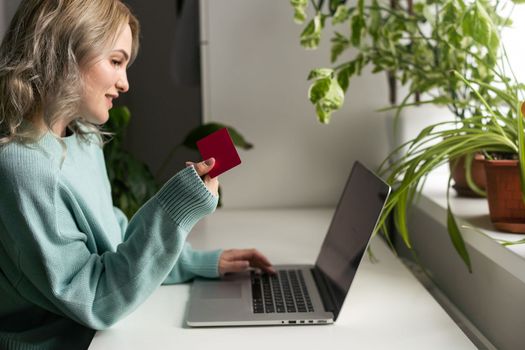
left=453, top=71, right=508, bottom=138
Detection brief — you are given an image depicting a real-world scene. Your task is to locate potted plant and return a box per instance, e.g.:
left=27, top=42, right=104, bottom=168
left=104, top=106, right=158, bottom=218
left=103, top=106, right=254, bottom=215
left=375, top=70, right=525, bottom=271
left=156, top=122, right=253, bottom=180
left=290, top=0, right=521, bottom=195
left=156, top=122, right=254, bottom=207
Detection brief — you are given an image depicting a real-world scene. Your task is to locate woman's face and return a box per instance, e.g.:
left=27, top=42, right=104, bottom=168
left=79, top=24, right=132, bottom=125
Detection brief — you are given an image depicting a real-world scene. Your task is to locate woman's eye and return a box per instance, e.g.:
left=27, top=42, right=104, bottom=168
left=112, top=60, right=122, bottom=67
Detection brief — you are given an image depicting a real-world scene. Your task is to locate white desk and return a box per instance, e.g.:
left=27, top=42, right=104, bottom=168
left=89, top=209, right=475, bottom=349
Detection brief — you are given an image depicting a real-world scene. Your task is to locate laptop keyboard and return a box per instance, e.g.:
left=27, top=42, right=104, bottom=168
left=251, top=270, right=315, bottom=313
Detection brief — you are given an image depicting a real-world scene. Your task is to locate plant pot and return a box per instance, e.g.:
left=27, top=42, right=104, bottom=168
left=450, top=153, right=487, bottom=197
left=484, top=159, right=525, bottom=233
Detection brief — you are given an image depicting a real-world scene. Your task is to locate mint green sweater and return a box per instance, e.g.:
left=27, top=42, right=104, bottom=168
left=0, top=132, right=221, bottom=349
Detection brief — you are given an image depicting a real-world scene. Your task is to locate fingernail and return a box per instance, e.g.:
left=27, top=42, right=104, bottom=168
left=205, top=158, right=214, bottom=166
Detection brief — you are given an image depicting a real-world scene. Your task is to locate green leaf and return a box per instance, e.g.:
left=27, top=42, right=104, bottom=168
left=331, top=42, right=347, bottom=63
left=309, top=77, right=345, bottom=123
left=354, top=53, right=365, bottom=75
left=107, top=106, right=131, bottom=131
left=441, top=1, right=458, bottom=24
left=357, top=0, right=364, bottom=15
left=488, top=33, right=500, bottom=58
left=394, top=190, right=412, bottom=249
left=447, top=198, right=472, bottom=272
left=410, top=124, right=437, bottom=148
left=300, top=14, right=325, bottom=49
left=308, top=77, right=331, bottom=104
left=461, top=1, right=500, bottom=58
left=337, top=66, right=351, bottom=92
left=315, top=103, right=331, bottom=124
left=369, top=0, right=381, bottom=40
left=329, top=0, right=344, bottom=12
left=332, top=5, right=350, bottom=25
left=464, top=153, right=486, bottom=197
left=325, top=78, right=345, bottom=106
left=330, top=32, right=350, bottom=63
left=350, top=14, right=366, bottom=47
left=307, top=68, right=334, bottom=80
left=290, top=0, right=308, bottom=24
left=432, top=95, right=452, bottom=105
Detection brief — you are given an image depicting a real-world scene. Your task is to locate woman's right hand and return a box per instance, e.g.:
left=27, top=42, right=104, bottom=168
left=186, top=158, right=219, bottom=196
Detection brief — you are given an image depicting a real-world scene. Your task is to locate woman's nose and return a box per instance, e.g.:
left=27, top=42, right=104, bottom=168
left=116, top=72, right=129, bottom=93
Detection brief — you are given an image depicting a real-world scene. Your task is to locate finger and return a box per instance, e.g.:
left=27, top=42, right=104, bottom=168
left=253, top=252, right=272, bottom=267
left=253, top=263, right=276, bottom=274
left=193, top=158, right=215, bottom=177
left=227, top=249, right=275, bottom=274
left=222, top=260, right=250, bottom=274
left=228, top=249, right=272, bottom=266
left=203, top=174, right=219, bottom=185
left=252, top=254, right=275, bottom=274
left=224, top=248, right=258, bottom=260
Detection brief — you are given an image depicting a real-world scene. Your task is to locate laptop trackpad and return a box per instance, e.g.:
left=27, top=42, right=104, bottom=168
left=199, top=283, right=242, bottom=299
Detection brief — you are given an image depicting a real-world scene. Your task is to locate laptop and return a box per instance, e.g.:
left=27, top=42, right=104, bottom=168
left=186, top=161, right=391, bottom=327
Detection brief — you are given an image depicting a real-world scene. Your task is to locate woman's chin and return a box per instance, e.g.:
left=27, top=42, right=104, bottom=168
left=85, top=113, right=110, bottom=126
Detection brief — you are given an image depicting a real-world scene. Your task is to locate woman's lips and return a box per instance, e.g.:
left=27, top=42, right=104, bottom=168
left=105, top=95, right=114, bottom=108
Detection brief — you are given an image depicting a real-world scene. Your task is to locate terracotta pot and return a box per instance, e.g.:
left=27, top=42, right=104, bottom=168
left=450, top=153, right=487, bottom=197
left=484, top=159, right=525, bottom=233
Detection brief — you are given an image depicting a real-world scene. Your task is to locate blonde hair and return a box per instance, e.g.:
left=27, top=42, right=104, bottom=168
left=0, top=0, right=140, bottom=145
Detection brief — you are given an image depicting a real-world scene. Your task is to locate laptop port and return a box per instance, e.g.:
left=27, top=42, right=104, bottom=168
left=300, top=320, right=305, bottom=324
left=317, top=320, right=327, bottom=324
left=308, top=320, right=314, bottom=323
left=289, top=320, right=296, bottom=324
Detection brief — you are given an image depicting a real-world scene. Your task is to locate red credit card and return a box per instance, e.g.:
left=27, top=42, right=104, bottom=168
left=196, top=128, right=241, bottom=178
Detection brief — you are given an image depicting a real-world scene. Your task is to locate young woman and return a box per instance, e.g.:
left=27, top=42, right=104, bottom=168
left=0, top=1, right=273, bottom=349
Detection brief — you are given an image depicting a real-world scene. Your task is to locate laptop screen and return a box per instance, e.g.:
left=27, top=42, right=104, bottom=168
left=314, top=161, right=390, bottom=320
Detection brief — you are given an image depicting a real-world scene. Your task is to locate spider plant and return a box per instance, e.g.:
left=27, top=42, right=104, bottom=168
left=375, top=70, right=525, bottom=272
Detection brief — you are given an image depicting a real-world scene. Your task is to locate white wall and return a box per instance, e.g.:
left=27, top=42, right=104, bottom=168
left=502, top=6, right=525, bottom=84
left=200, top=0, right=449, bottom=208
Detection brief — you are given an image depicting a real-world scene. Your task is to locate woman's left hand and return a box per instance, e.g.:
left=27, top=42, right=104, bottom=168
left=218, top=249, right=275, bottom=275
left=185, top=158, right=219, bottom=196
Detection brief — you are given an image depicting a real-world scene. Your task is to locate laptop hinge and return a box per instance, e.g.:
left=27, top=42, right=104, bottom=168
left=310, top=267, right=337, bottom=314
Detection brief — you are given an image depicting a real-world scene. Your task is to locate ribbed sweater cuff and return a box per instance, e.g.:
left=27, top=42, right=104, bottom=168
left=182, top=248, right=222, bottom=278
left=155, top=166, right=218, bottom=231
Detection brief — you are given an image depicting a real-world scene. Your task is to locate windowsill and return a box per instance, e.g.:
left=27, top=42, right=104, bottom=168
left=417, top=171, right=525, bottom=283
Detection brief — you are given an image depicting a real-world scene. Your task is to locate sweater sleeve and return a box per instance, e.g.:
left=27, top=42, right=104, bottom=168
left=0, top=165, right=217, bottom=330
left=111, top=187, right=221, bottom=284
left=163, top=243, right=222, bottom=284
left=113, top=206, right=129, bottom=239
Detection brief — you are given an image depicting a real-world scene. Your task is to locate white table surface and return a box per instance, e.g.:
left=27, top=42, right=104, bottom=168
left=89, top=208, right=475, bottom=350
